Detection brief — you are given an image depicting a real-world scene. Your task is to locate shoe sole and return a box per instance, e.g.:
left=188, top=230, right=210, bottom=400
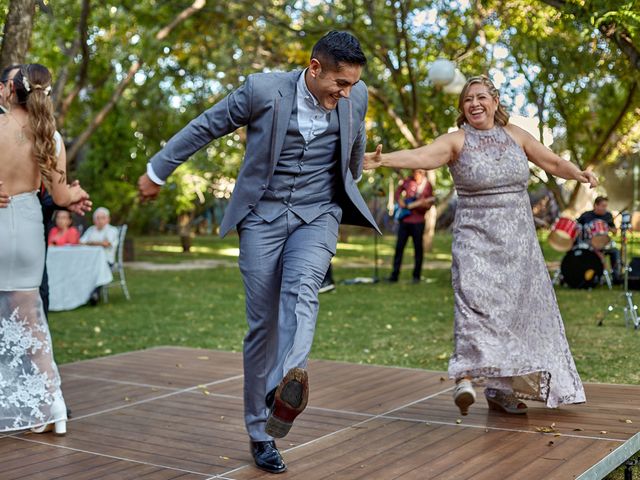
left=455, top=391, right=475, bottom=416
left=254, top=462, right=288, bottom=474
left=265, top=368, right=308, bottom=438
left=30, top=423, right=66, bottom=436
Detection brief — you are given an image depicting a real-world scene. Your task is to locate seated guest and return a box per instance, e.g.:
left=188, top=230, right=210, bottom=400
left=577, top=196, right=621, bottom=283
left=80, top=207, right=119, bottom=266
left=48, top=210, right=81, bottom=246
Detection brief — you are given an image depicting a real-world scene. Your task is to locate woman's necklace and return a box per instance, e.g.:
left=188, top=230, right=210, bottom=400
left=7, top=110, right=28, bottom=145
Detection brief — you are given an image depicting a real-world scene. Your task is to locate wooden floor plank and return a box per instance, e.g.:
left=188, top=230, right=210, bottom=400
left=60, top=347, right=243, bottom=389
left=24, top=389, right=364, bottom=477
left=391, top=383, right=640, bottom=441
left=2, top=348, right=637, bottom=480
left=0, top=437, right=208, bottom=480
left=207, top=361, right=451, bottom=415
left=58, top=376, right=170, bottom=419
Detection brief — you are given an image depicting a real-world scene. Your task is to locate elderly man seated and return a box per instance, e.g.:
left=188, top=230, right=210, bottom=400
left=80, top=207, right=119, bottom=266
left=81, top=207, right=119, bottom=304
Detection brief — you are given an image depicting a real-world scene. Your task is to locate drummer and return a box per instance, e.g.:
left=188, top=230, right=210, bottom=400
left=577, top=196, right=621, bottom=283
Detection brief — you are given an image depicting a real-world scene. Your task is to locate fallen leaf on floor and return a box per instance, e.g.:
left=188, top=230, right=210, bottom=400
left=620, top=419, right=633, bottom=424
left=440, top=377, right=446, bottom=382
left=176, top=363, right=182, bottom=368
left=197, top=356, right=209, bottom=360
left=219, top=456, right=229, bottom=460
left=600, top=431, right=608, bottom=434
left=573, top=428, right=584, bottom=431
left=456, top=419, right=462, bottom=424
left=535, top=423, right=558, bottom=433
left=437, top=353, right=448, bottom=360
left=547, top=441, right=554, bottom=446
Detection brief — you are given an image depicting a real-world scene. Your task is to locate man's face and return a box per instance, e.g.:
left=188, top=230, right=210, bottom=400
left=0, top=68, right=18, bottom=107
left=306, top=59, right=363, bottom=110
left=594, top=201, right=608, bottom=216
left=94, top=212, right=110, bottom=229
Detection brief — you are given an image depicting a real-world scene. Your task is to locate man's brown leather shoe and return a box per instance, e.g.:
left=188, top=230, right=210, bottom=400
left=265, top=367, right=308, bottom=438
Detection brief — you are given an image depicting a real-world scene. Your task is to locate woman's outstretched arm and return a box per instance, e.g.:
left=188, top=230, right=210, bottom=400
left=506, top=124, right=598, bottom=188
left=364, top=131, right=462, bottom=171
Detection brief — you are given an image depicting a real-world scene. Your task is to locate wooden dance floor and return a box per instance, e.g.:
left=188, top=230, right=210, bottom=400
left=1, top=347, right=639, bottom=479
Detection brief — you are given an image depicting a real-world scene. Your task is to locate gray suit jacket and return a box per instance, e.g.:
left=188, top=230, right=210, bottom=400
left=150, top=70, right=380, bottom=237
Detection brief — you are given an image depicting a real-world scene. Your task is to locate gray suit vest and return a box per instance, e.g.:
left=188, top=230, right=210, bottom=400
left=254, top=101, right=341, bottom=223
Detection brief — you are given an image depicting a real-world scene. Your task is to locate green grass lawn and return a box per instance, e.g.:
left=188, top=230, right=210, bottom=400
left=50, top=232, right=640, bottom=386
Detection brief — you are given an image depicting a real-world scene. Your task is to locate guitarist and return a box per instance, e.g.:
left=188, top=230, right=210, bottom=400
left=388, top=169, right=435, bottom=283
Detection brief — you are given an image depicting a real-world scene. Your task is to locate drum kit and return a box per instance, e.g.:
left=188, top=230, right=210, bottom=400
left=549, top=217, right=613, bottom=289
left=549, top=212, right=639, bottom=329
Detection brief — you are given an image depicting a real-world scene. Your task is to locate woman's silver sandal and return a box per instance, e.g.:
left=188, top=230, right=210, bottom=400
left=485, top=389, right=528, bottom=414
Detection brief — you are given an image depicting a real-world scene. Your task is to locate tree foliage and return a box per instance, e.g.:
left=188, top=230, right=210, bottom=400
left=1, top=0, right=638, bottom=231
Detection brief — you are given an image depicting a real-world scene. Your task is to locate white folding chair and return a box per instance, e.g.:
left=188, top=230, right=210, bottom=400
left=102, top=224, right=131, bottom=302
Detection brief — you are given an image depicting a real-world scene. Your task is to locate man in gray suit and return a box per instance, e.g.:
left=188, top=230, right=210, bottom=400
left=138, top=31, right=377, bottom=474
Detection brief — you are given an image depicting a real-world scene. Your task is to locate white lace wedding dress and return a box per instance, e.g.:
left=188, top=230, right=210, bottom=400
left=0, top=191, right=66, bottom=431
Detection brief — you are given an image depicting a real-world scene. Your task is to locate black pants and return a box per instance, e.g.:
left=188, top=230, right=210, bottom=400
left=391, top=222, right=425, bottom=280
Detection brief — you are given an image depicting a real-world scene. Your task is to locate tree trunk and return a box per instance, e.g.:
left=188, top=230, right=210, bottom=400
left=561, top=181, right=592, bottom=217
left=0, top=0, right=37, bottom=68
left=177, top=213, right=193, bottom=253
left=65, top=0, right=207, bottom=166
left=422, top=170, right=437, bottom=252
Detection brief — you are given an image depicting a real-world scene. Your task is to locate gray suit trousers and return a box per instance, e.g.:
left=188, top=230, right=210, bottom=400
left=237, top=210, right=338, bottom=441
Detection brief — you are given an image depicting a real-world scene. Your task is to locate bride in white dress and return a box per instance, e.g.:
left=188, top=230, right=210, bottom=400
left=0, top=64, right=88, bottom=434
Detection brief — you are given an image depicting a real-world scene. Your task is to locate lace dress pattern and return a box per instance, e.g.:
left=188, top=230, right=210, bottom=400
left=447, top=124, right=586, bottom=407
left=0, top=192, right=66, bottom=431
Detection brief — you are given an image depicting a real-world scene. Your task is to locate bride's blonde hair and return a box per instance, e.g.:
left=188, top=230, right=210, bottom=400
left=13, top=64, right=64, bottom=184
left=455, top=75, right=509, bottom=128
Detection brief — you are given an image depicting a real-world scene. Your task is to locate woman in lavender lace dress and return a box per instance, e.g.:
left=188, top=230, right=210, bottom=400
left=364, top=76, right=596, bottom=415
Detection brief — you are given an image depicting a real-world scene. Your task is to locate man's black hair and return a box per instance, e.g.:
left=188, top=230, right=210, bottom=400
left=1, top=64, right=22, bottom=83
left=594, top=196, right=609, bottom=205
left=311, top=31, right=367, bottom=71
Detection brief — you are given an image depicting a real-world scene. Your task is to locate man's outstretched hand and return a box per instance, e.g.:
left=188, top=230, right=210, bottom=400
left=67, top=180, right=92, bottom=216
left=138, top=173, right=161, bottom=202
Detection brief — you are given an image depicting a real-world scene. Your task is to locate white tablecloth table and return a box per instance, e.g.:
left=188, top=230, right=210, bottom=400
left=46, top=245, right=114, bottom=311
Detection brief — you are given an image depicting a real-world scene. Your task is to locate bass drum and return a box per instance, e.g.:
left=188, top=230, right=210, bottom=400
left=560, top=246, right=604, bottom=289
